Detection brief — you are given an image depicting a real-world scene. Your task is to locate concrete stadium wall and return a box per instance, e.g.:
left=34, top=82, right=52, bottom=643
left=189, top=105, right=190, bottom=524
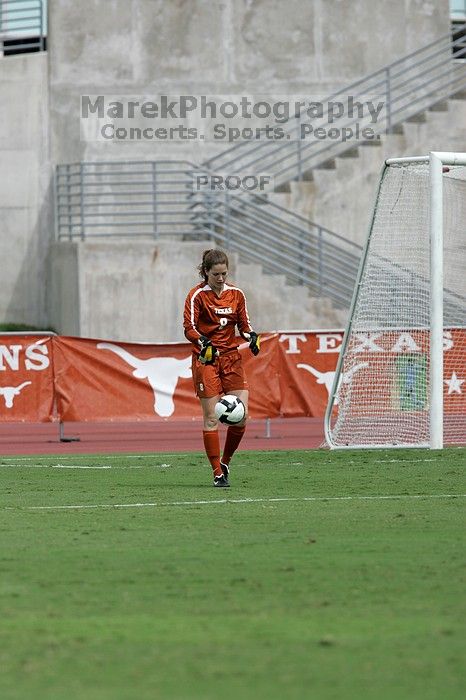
left=0, top=52, right=52, bottom=328
left=49, top=0, right=451, bottom=165
left=48, top=238, right=347, bottom=342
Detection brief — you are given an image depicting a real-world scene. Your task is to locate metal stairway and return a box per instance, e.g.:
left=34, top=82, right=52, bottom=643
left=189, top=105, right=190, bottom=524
left=55, top=27, right=466, bottom=317
left=203, top=24, right=466, bottom=192
left=55, top=160, right=362, bottom=311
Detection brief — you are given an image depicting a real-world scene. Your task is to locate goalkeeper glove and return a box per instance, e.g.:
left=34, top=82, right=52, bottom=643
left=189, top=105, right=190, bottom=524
left=242, top=331, right=261, bottom=356
left=198, top=336, right=218, bottom=365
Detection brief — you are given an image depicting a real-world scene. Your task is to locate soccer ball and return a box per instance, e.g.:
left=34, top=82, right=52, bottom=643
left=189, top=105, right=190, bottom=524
left=214, top=395, right=245, bottom=425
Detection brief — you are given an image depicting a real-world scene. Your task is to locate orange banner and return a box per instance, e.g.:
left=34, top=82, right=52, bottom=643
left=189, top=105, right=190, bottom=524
left=53, top=336, right=198, bottom=421
left=337, top=328, right=466, bottom=416
left=276, top=328, right=466, bottom=417
left=0, top=335, right=55, bottom=422
left=53, top=334, right=281, bottom=421
left=237, top=333, right=281, bottom=419
left=277, top=330, right=344, bottom=417
left=0, top=330, right=464, bottom=424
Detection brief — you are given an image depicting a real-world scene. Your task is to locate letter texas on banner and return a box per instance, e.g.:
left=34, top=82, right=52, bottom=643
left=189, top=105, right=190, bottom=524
left=0, top=331, right=464, bottom=423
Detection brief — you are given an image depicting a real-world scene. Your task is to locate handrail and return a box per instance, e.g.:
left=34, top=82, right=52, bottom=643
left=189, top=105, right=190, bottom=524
left=204, top=25, right=466, bottom=187
left=55, top=159, right=362, bottom=309
left=206, top=28, right=466, bottom=168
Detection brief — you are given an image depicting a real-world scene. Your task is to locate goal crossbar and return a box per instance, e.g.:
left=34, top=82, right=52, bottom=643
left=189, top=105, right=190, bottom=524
left=386, top=152, right=466, bottom=166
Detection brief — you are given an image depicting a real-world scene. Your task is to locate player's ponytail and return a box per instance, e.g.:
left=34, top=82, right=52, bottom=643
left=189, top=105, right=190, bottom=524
left=198, top=249, right=229, bottom=281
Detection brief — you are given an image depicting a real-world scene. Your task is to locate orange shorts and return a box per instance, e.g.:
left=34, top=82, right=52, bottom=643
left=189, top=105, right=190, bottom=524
left=192, top=349, right=248, bottom=398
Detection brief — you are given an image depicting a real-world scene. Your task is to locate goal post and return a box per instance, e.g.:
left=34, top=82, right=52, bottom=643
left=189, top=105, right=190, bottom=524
left=429, top=152, right=444, bottom=449
left=324, top=152, right=466, bottom=449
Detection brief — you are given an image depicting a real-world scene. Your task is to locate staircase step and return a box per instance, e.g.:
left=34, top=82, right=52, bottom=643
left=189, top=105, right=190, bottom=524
left=281, top=171, right=314, bottom=187
left=298, top=169, right=314, bottom=181
left=298, top=169, right=314, bottom=182
left=315, top=159, right=336, bottom=170
left=360, top=138, right=382, bottom=146
left=406, top=112, right=427, bottom=123
left=386, top=124, right=404, bottom=135
left=274, top=181, right=291, bottom=193
left=338, top=147, right=359, bottom=158
left=450, top=90, right=466, bottom=100
left=428, top=101, right=449, bottom=112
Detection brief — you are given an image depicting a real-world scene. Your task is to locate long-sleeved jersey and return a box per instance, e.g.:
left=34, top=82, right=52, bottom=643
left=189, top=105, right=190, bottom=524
left=183, top=282, right=254, bottom=353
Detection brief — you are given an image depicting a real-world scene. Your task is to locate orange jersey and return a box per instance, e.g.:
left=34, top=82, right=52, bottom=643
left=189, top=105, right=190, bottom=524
left=183, top=282, right=254, bottom=353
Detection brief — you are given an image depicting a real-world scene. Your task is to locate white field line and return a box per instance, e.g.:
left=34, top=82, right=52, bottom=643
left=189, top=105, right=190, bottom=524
left=12, top=493, right=466, bottom=511
left=0, top=456, right=451, bottom=468
left=0, top=464, right=170, bottom=469
left=374, top=458, right=437, bottom=464
left=0, top=454, right=189, bottom=462
left=0, top=464, right=118, bottom=469
left=51, top=465, right=112, bottom=469
left=2, top=448, right=463, bottom=465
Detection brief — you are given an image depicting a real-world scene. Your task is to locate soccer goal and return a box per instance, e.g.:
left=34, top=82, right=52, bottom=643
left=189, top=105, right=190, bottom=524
left=325, top=152, right=466, bottom=449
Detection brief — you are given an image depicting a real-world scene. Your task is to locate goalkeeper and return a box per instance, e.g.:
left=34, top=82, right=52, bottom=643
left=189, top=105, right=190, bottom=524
left=183, top=249, right=260, bottom=487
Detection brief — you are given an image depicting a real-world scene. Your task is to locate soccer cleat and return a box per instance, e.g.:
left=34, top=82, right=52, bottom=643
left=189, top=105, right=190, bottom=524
left=213, top=474, right=230, bottom=488
left=220, top=461, right=230, bottom=478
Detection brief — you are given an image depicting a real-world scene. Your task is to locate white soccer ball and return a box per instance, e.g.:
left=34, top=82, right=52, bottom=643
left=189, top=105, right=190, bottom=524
left=214, top=395, right=246, bottom=425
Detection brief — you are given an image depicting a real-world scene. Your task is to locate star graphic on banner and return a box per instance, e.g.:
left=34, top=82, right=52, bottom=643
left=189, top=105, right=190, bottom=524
left=444, top=372, right=464, bottom=395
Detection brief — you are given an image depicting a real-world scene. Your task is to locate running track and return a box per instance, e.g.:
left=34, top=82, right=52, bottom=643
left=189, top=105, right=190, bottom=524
left=0, top=418, right=325, bottom=455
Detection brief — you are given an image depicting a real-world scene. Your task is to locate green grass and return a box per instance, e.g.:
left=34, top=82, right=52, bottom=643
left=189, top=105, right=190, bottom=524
left=0, top=323, right=56, bottom=332
left=0, top=448, right=465, bottom=700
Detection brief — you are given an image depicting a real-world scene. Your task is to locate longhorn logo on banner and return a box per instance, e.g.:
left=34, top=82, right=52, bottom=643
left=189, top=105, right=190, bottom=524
left=297, top=362, right=369, bottom=404
left=97, top=343, right=192, bottom=417
left=0, top=381, right=32, bottom=408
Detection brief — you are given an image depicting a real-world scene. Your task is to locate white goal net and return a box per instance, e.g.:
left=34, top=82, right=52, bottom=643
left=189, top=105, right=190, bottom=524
left=325, top=154, right=466, bottom=448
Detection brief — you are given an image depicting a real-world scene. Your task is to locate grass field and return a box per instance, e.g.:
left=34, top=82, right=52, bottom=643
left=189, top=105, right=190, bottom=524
left=0, top=447, right=465, bottom=700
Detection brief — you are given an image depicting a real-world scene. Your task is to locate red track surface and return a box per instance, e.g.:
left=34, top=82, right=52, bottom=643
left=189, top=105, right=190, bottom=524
left=0, top=418, right=325, bottom=456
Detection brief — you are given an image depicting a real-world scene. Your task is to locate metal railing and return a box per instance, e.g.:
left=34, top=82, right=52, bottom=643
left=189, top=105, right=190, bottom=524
left=204, top=24, right=466, bottom=189
left=55, top=159, right=362, bottom=309
left=0, top=0, right=45, bottom=54
left=194, top=190, right=361, bottom=308
left=55, top=161, right=199, bottom=240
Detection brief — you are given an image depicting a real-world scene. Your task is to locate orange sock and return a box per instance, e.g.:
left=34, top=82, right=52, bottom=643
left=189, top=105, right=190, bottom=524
left=203, top=430, right=222, bottom=477
left=222, top=425, right=246, bottom=466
